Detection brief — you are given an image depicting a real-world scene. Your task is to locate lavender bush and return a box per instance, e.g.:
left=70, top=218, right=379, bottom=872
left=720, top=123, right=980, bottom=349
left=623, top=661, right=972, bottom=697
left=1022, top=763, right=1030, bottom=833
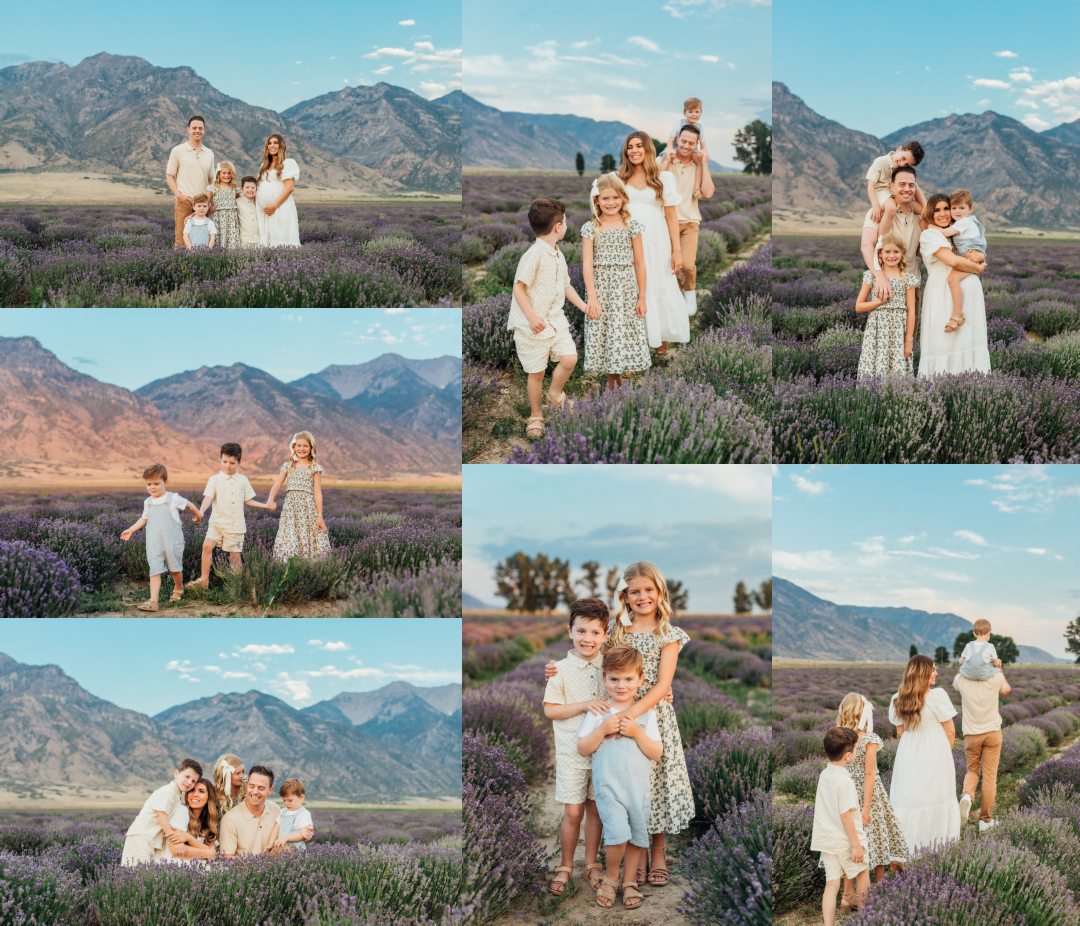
left=461, top=684, right=550, bottom=783
left=0, top=540, right=81, bottom=616
left=672, top=668, right=749, bottom=743
left=685, top=730, right=772, bottom=821
left=339, top=560, right=461, bottom=619
left=0, top=850, right=86, bottom=925
left=775, top=758, right=824, bottom=801
left=990, top=810, right=1080, bottom=894
left=847, top=865, right=1011, bottom=926
left=1019, top=743, right=1080, bottom=808
left=771, top=801, right=822, bottom=914
left=461, top=295, right=515, bottom=367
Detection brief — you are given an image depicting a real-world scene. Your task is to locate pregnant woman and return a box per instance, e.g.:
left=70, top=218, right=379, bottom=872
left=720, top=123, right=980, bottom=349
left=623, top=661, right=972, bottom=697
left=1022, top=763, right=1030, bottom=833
left=257, top=134, right=301, bottom=247
left=888, top=655, right=961, bottom=857
left=918, top=193, right=990, bottom=376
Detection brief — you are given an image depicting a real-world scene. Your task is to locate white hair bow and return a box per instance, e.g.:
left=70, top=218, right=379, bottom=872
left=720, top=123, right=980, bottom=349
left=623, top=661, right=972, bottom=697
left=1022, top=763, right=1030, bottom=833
left=615, top=576, right=632, bottom=625
left=221, top=761, right=238, bottom=796
left=858, top=696, right=874, bottom=733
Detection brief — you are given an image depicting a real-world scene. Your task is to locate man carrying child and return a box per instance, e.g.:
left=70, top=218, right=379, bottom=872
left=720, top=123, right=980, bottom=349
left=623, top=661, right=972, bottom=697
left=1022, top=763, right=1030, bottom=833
left=661, top=124, right=715, bottom=316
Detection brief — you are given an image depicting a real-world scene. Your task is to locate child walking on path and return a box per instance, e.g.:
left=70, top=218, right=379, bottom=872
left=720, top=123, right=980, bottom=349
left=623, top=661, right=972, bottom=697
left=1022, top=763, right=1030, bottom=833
left=121, top=758, right=203, bottom=866
left=266, top=431, right=331, bottom=561
left=578, top=645, right=663, bottom=909
left=206, top=161, right=241, bottom=249
left=582, top=174, right=650, bottom=390
left=856, top=232, right=918, bottom=378
left=120, top=463, right=202, bottom=611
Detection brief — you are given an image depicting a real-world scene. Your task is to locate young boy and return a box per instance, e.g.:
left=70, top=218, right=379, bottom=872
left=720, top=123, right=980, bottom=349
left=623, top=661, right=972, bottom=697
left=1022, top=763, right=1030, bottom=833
left=940, top=189, right=988, bottom=330
left=959, top=619, right=1002, bottom=681
left=666, top=96, right=709, bottom=195
left=269, top=778, right=314, bottom=854
left=508, top=198, right=589, bottom=439
left=237, top=176, right=261, bottom=248
left=183, top=193, right=218, bottom=249
left=866, top=142, right=926, bottom=240
left=187, top=442, right=272, bottom=591
left=542, top=598, right=611, bottom=897
left=121, top=463, right=202, bottom=612
left=577, top=644, right=663, bottom=910
left=812, top=727, right=870, bottom=926
left=120, top=758, right=203, bottom=866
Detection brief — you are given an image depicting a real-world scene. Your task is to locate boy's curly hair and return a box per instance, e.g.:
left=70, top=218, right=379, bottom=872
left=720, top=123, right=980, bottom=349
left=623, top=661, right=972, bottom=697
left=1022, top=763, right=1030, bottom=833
left=568, top=597, right=609, bottom=629
left=899, top=140, right=925, bottom=165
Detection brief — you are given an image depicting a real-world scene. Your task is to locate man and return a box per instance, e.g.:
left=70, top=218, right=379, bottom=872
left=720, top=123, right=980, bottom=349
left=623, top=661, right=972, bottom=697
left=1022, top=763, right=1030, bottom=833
left=952, top=662, right=1011, bottom=832
left=661, top=124, right=714, bottom=315
left=166, top=115, right=215, bottom=250
left=861, top=165, right=923, bottom=302
left=220, top=765, right=308, bottom=856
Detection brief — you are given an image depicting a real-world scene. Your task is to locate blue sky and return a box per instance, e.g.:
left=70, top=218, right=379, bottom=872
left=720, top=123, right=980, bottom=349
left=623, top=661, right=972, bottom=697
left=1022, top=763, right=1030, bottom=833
left=463, top=464, right=772, bottom=612
left=463, top=0, right=770, bottom=163
left=0, top=1, right=460, bottom=105
left=1, top=619, right=462, bottom=716
left=0, top=309, right=460, bottom=391
left=774, top=0, right=1080, bottom=137
left=772, top=464, right=1080, bottom=658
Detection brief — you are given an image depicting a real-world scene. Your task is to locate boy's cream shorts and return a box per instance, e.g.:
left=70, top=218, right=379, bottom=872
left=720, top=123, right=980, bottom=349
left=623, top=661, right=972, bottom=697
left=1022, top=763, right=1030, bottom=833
left=820, top=848, right=869, bottom=881
left=514, top=327, right=577, bottom=374
left=554, top=759, right=595, bottom=804
left=875, top=188, right=894, bottom=207
left=206, top=523, right=245, bottom=553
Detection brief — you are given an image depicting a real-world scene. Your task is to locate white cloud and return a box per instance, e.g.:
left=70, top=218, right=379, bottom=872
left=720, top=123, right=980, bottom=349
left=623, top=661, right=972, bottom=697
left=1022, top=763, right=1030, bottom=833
left=773, top=550, right=844, bottom=572
left=385, top=308, right=408, bottom=315
left=628, top=36, right=662, bottom=53
left=236, top=644, right=294, bottom=655
left=1028, top=548, right=1048, bottom=555
left=899, top=532, right=926, bottom=543
left=373, top=66, right=393, bottom=75
left=179, top=674, right=200, bottom=682
left=973, top=78, right=1010, bottom=89
left=659, top=465, right=772, bottom=506
left=320, top=641, right=350, bottom=652
left=994, top=50, right=1018, bottom=57
left=419, top=81, right=448, bottom=99
left=363, top=43, right=460, bottom=73
left=1010, top=71, right=1033, bottom=84
left=1015, top=99, right=1039, bottom=109
left=791, top=474, right=826, bottom=496
left=222, top=671, right=257, bottom=680
left=927, top=547, right=981, bottom=560
left=976, top=99, right=991, bottom=107
left=252, top=662, right=267, bottom=672
left=700, top=55, right=720, bottom=63
left=399, top=19, right=415, bottom=25
left=663, top=0, right=770, bottom=18
left=1023, top=114, right=1053, bottom=131
left=930, top=570, right=973, bottom=583
left=273, top=675, right=313, bottom=703
left=954, top=530, right=989, bottom=546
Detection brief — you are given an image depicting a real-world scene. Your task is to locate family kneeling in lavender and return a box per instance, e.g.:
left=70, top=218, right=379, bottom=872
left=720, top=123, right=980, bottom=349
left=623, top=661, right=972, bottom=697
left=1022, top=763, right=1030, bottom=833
left=811, top=620, right=1008, bottom=925
left=120, top=755, right=313, bottom=866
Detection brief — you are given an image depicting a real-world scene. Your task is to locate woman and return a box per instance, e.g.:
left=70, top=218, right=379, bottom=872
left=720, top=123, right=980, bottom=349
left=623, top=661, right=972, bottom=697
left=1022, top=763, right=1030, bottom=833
left=918, top=193, right=990, bottom=377
left=888, top=655, right=960, bottom=856
left=256, top=134, right=301, bottom=247
left=152, top=776, right=219, bottom=864
left=591, top=131, right=687, bottom=353
left=212, top=754, right=247, bottom=821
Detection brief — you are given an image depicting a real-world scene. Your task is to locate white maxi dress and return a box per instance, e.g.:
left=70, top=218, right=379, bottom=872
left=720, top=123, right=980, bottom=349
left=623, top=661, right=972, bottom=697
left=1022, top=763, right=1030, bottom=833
left=151, top=805, right=205, bottom=866
left=257, top=158, right=301, bottom=247
left=888, top=687, right=960, bottom=856
left=917, top=227, right=991, bottom=377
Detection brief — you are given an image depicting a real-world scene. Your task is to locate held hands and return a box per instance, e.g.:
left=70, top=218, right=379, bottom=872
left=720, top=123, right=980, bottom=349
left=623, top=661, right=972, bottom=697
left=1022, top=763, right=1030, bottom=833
left=585, top=298, right=602, bottom=320
left=874, top=273, right=890, bottom=302
left=862, top=806, right=871, bottom=827
left=544, top=660, right=558, bottom=679
left=193, top=512, right=203, bottom=525
left=300, top=825, right=314, bottom=841
left=870, top=207, right=883, bottom=225
left=266, top=500, right=277, bottom=512
left=617, top=716, right=640, bottom=739
left=599, top=712, right=622, bottom=738
left=993, top=658, right=1003, bottom=668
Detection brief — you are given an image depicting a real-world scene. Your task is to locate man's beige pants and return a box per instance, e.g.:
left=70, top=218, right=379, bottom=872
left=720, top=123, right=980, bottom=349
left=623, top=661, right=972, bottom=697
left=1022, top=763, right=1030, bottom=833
left=963, top=729, right=1002, bottom=823
left=174, top=198, right=195, bottom=248
left=678, top=222, right=699, bottom=292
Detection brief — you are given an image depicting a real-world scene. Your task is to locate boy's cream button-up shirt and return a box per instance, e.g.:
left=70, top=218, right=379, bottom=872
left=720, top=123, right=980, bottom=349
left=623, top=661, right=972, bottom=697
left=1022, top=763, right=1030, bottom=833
left=543, top=648, right=606, bottom=769
left=124, top=781, right=183, bottom=849
left=506, top=239, right=572, bottom=337
left=203, top=472, right=256, bottom=534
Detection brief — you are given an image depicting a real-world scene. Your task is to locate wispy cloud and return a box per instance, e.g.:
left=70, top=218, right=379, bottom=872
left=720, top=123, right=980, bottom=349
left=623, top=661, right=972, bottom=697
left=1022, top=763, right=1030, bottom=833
left=236, top=644, right=295, bottom=656
left=994, top=50, right=1018, bottom=58
left=791, top=474, right=826, bottom=496
left=954, top=530, right=990, bottom=546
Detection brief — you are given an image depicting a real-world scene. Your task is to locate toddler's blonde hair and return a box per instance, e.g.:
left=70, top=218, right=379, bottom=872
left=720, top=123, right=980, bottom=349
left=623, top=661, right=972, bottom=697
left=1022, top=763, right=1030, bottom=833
left=610, top=561, right=674, bottom=646
left=950, top=189, right=974, bottom=209
left=684, top=97, right=703, bottom=112
left=212, top=754, right=245, bottom=802
left=591, top=173, right=632, bottom=226
left=876, top=232, right=908, bottom=275
left=213, top=161, right=238, bottom=190
left=973, top=619, right=992, bottom=635
left=290, top=430, right=320, bottom=468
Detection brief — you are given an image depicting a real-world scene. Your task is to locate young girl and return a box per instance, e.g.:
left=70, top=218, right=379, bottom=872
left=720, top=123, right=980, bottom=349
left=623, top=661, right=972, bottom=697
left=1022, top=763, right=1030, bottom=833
left=834, top=693, right=907, bottom=907
left=546, top=561, right=691, bottom=889
left=183, top=194, right=218, bottom=250
left=206, top=161, right=241, bottom=249
left=266, top=431, right=331, bottom=561
left=581, top=175, right=651, bottom=390
left=212, top=754, right=247, bottom=821
left=256, top=134, right=301, bottom=247
left=121, top=758, right=203, bottom=866
left=855, top=232, right=918, bottom=379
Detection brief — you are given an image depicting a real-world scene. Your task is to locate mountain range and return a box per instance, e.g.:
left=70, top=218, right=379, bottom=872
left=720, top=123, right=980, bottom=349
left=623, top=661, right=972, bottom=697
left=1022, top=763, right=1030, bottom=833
left=463, top=592, right=498, bottom=610
left=774, top=577, right=1070, bottom=663
left=0, top=53, right=456, bottom=193
left=774, top=81, right=1080, bottom=229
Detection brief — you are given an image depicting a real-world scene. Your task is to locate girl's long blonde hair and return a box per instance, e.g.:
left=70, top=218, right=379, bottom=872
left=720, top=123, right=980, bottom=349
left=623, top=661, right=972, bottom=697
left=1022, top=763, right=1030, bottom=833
left=290, top=430, right=319, bottom=468
left=837, top=692, right=871, bottom=732
left=618, top=130, right=665, bottom=204
left=213, top=161, right=238, bottom=191
left=876, top=232, right=908, bottom=275
left=893, top=655, right=935, bottom=730
left=259, top=134, right=288, bottom=183
left=212, top=754, right=245, bottom=804
left=610, top=561, right=674, bottom=647
left=591, top=173, right=632, bottom=227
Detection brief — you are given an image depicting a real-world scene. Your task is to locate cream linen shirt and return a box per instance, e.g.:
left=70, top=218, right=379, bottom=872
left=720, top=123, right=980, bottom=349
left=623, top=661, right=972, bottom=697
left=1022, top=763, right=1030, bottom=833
left=166, top=143, right=216, bottom=199
left=810, top=763, right=866, bottom=855
left=203, top=472, right=256, bottom=534
left=864, top=200, right=922, bottom=272
left=125, top=781, right=184, bottom=849
left=543, top=648, right=606, bottom=769
left=506, top=239, right=572, bottom=337
left=952, top=672, right=1007, bottom=735
left=236, top=196, right=261, bottom=244
left=866, top=153, right=899, bottom=194
left=220, top=800, right=281, bottom=855
left=667, top=157, right=701, bottom=224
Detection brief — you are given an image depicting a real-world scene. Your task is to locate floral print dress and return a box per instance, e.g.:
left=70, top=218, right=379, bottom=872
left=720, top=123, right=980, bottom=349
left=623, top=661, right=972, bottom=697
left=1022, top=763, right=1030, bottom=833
left=581, top=219, right=652, bottom=374
left=273, top=462, right=332, bottom=561
left=841, top=731, right=907, bottom=868
left=215, top=788, right=245, bottom=824
left=857, top=270, right=917, bottom=379
left=207, top=185, right=241, bottom=249
left=606, top=619, right=695, bottom=835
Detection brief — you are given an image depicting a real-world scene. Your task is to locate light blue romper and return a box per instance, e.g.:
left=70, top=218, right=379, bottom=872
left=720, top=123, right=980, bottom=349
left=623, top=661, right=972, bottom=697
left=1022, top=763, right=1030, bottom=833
left=187, top=217, right=212, bottom=247
left=146, top=492, right=185, bottom=577
left=590, top=709, right=657, bottom=848
left=960, top=641, right=999, bottom=680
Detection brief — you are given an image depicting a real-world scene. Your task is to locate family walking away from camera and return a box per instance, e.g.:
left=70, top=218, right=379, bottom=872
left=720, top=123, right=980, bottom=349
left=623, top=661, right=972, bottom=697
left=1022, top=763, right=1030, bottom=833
left=120, top=433, right=330, bottom=609
left=811, top=624, right=1010, bottom=925
left=120, top=756, right=314, bottom=867
left=541, top=562, right=694, bottom=910
left=856, top=141, right=991, bottom=380
left=166, top=115, right=301, bottom=250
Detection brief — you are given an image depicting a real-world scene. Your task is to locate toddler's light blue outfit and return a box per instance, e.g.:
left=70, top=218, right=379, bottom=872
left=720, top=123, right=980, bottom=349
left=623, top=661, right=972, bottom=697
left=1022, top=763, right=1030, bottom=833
left=960, top=640, right=999, bottom=680
left=278, top=806, right=313, bottom=852
left=952, top=215, right=986, bottom=256
left=579, top=705, right=661, bottom=848
left=184, top=216, right=217, bottom=247
left=142, top=492, right=187, bottom=577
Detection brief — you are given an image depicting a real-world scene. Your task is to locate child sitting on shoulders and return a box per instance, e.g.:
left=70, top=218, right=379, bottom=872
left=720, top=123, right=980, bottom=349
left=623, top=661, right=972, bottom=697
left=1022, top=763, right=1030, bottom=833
left=508, top=197, right=589, bottom=439
left=578, top=644, right=663, bottom=910
left=120, top=758, right=204, bottom=866
left=666, top=96, right=708, bottom=196
left=959, top=619, right=1002, bottom=680
left=236, top=176, right=261, bottom=248
left=269, top=778, right=314, bottom=853
left=939, top=189, right=987, bottom=333
left=542, top=598, right=611, bottom=897
left=866, top=142, right=926, bottom=240
left=183, top=193, right=218, bottom=249
left=812, top=727, right=870, bottom=926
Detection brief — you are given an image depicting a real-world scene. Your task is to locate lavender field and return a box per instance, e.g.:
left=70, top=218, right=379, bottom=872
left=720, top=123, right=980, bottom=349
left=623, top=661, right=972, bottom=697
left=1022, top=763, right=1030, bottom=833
left=773, top=663, right=1080, bottom=924
left=0, top=203, right=460, bottom=308
left=772, top=236, right=1080, bottom=463
left=0, top=488, right=461, bottom=616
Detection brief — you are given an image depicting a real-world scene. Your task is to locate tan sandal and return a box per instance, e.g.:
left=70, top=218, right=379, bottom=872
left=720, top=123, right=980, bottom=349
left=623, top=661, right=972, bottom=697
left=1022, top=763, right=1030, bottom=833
left=944, top=315, right=966, bottom=333
left=622, top=882, right=644, bottom=908
left=647, top=866, right=670, bottom=886
left=656, top=341, right=669, bottom=355
left=137, top=600, right=159, bottom=612
left=596, top=876, right=617, bottom=908
left=169, top=589, right=184, bottom=602
left=635, top=865, right=648, bottom=886
left=583, top=862, right=604, bottom=890
left=185, top=579, right=209, bottom=591
left=548, top=865, right=572, bottom=896
left=549, top=392, right=573, bottom=412
left=525, top=416, right=544, bottom=438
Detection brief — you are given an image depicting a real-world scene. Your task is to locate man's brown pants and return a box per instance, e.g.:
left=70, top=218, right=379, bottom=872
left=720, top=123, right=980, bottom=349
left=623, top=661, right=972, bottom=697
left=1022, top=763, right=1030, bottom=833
left=678, top=222, right=699, bottom=293
left=963, top=729, right=1001, bottom=823
left=173, top=199, right=195, bottom=248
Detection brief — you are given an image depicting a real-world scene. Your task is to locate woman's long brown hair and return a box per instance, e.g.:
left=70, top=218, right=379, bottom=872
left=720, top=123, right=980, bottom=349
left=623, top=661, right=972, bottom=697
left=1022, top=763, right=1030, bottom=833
left=617, top=131, right=665, bottom=204
left=259, top=134, right=288, bottom=183
left=187, top=777, right=220, bottom=846
left=893, top=655, right=936, bottom=730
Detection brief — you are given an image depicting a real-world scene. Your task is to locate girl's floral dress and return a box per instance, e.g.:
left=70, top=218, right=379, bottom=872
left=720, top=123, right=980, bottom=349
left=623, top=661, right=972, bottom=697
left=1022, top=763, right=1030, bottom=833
left=582, top=219, right=651, bottom=374
left=273, top=463, right=332, bottom=561
left=857, top=270, right=917, bottom=378
left=845, top=731, right=908, bottom=867
left=207, top=185, right=241, bottom=248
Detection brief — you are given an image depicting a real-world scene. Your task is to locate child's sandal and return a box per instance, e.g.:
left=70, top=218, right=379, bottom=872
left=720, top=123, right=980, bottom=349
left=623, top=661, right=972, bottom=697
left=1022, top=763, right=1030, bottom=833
left=548, top=866, right=572, bottom=896
left=549, top=392, right=573, bottom=412
left=647, top=866, right=670, bottom=886
left=635, top=865, right=648, bottom=886
left=169, top=590, right=184, bottom=602
left=621, top=882, right=644, bottom=908
left=137, top=600, right=159, bottom=612
left=583, top=862, right=604, bottom=890
left=525, top=416, right=544, bottom=438
left=596, top=876, right=617, bottom=908
left=944, top=315, right=966, bottom=333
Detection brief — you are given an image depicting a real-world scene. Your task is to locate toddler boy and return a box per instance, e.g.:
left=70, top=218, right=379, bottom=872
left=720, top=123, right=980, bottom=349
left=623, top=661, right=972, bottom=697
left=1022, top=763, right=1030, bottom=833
left=959, top=619, right=1001, bottom=681
left=577, top=644, right=663, bottom=910
left=270, top=778, right=314, bottom=853
left=183, top=193, right=218, bottom=249
left=120, top=758, right=203, bottom=866
left=508, top=198, right=589, bottom=438
left=940, top=189, right=988, bottom=328
left=866, top=142, right=926, bottom=240
left=237, top=176, right=261, bottom=248
left=666, top=96, right=709, bottom=194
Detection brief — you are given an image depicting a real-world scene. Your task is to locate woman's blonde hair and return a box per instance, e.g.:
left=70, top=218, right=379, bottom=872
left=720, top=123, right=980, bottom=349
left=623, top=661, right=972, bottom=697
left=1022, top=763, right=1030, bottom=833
left=213, top=161, right=238, bottom=190
left=259, top=134, right=288, bottom=183
left=893, top=655, right=936, bottom=730
left=591, top=173, right=632, bottom=227
left=610, top=561, right=674, bottom=646
left=290, top=430, right=319, bottom=467
left=618, top=130, right=665, bottom=204
left=876, top=232, right=908, bottom=275
left=837, top=692, right=871, bottom=732
left=212, top=754, right=245, bottom=804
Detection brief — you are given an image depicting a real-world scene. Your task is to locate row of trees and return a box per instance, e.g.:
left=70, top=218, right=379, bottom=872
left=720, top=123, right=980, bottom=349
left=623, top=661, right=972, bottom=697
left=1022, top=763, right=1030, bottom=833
left=734, top=579, right=771, bottom=613
left=911, top=632, right=1021, bottom=666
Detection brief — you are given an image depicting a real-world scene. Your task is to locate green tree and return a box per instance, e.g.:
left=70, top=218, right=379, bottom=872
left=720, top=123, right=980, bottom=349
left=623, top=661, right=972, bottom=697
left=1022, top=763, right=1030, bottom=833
left=579, top=560, right=602, bottom=598
left=934, top=646, right=949, bottom=665
left=910, top=644, right=918, bottom=659
left=493, top=552, right=572, bottom=613
left=575, top=151, right=585, bottom=175
left=734, top=581, right=753, bottom=613
left=493, top=551, right=535, bottom=612
left=652, top=138, right=667, bottom=157
left=600, top=153, right=616, bottom=172
left=952, top=631, right=1019, bottom=665
left=733, top=120, right=772, bottom=175
left=605, top=566, right=622, bottom=611
left=1065, top=616, right=1080, bottom=664
left=753, top=579, right=772, bottom=611
left=668, top=579, right=689, bottom=615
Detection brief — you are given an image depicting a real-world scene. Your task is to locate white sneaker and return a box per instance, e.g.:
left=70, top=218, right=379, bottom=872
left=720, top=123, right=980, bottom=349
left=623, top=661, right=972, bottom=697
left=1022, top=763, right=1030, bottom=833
left=978, top=818, right=997, bottom=832
left=958, top=794, right=972, bottom=821
left=685, top=290, right=697, bottom=316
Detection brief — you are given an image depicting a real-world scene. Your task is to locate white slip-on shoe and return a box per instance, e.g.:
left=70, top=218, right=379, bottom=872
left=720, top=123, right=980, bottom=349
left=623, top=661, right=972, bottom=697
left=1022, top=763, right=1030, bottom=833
left=685, top=290, right=697, bottom=316
left=978, top=818, right=996, bottom=832
left=958, top=794, right=972, bottom=822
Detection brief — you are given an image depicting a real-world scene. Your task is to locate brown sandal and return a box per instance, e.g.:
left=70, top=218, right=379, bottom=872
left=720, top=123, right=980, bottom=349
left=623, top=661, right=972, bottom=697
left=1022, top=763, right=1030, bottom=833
left=622, top=882, right=644, bottom=908
left=635, top=865, right=648, bottom=886
left=548, top=866, right=572, bottom=896
left=596, top=876, right=617, bottom=908
left=525, top=416, right=544, bottom=438
left=647, top=866, right=670, bottom=886
left=583, top=862, right=604, bottom=890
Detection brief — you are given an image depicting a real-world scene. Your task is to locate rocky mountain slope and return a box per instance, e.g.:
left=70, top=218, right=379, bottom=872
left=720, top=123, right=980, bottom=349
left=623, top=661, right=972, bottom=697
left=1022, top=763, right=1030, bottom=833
left=284, top=83, right=460, bottom=192
left=502, top=111, right=638, bottom=164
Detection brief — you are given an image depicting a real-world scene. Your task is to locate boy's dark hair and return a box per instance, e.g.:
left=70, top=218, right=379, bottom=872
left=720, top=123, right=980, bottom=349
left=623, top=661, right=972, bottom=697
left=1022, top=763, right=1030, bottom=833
left=678, top=123, right=701, bottom=139
left=220, top=442, right=243, bottom=462
left=900, top=140, right=925, bottom=165
left=247, top=764, right=275, bottom=786
left=240, top=175, right=258, bottom=187
left=891, top=165, right=917, bottom=184
left=178, top=757, right=204, bottom=776
left=528, top=197, right=567, bottom=236
left=279, top=777, right=306, bottom=798
left=603, top=644, right=644, bottom=677
left=143, top=463, right=168, bottom=482
left=569, top=598, right=609, bottom=629
left=188, top=115, right=206, bottom=127
left=824, top=726, right=859, bottom=761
